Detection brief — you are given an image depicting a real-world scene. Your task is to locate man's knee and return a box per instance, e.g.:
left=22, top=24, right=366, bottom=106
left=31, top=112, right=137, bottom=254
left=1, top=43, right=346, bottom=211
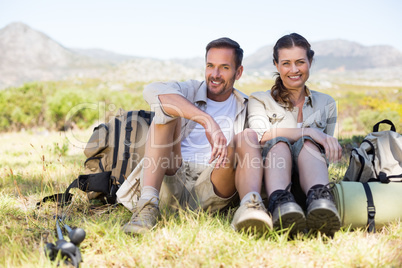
left=148, top=118, right=181, bottom=146
left=234, top=128, right=259, bottom=152
left=152, top=118, right=180, bottom=135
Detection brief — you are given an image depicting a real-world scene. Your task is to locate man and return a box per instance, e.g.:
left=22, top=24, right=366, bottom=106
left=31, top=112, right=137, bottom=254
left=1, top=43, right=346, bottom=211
left=117, top=37, right=272, bottom=234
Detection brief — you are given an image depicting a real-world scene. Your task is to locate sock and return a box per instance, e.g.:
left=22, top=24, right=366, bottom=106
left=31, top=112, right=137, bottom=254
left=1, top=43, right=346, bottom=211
left=240, top=191, right=262, bottom=206
left=140, top=186, right=159, bottom=206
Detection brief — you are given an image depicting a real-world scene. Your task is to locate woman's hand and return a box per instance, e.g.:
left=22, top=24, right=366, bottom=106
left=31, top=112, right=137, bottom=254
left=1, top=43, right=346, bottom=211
left=307, top=128, right=342, bottom=163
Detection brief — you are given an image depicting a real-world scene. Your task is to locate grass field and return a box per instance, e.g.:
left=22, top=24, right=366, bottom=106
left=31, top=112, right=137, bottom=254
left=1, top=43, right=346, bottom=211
left=1, top=129, right=401, bottom=267
left=1, top=79, right=401, bottom=267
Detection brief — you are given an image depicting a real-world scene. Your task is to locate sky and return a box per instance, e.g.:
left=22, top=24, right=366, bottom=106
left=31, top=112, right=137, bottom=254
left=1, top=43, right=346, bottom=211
left=1, top=0, right=401, bottom=59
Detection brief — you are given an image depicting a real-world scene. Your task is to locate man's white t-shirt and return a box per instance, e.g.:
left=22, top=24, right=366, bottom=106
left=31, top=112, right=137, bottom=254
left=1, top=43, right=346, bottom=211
left=181, top=93, right=237, bottom=165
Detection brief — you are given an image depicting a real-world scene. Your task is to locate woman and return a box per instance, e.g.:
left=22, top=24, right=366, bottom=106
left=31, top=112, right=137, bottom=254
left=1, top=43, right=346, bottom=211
left=248, top=33, right=342, bottom=236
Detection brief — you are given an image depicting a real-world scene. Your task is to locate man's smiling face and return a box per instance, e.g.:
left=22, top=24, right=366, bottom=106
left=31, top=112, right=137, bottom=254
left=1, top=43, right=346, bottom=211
left=205, top=47, right=243, bottom=102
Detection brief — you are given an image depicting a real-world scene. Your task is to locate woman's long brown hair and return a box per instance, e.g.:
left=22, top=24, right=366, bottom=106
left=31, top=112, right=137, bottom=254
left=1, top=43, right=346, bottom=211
left=271, top=33, right=315, bottom=110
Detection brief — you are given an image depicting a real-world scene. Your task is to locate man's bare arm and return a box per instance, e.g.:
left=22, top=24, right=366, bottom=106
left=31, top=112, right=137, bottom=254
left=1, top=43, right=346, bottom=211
left=159, top=94, right=228, bottom=167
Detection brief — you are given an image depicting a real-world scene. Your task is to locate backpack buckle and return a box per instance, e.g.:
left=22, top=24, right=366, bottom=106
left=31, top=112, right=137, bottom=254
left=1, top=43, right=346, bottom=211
left=378, top=172, right=389, bottom=183
left=367, top=206, right=376, bottom=218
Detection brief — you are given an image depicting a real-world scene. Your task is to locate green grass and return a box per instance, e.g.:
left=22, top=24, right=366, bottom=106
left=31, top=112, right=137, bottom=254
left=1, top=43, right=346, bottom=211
left=1, top=129, right=401, bottom=267
left=1, top=79, right=401, bottom=267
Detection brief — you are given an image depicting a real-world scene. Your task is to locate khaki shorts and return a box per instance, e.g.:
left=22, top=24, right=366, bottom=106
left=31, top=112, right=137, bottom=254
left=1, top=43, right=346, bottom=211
left=159, top=161, right=237, bottom=212
left=116, top=158, right=237, bottom=213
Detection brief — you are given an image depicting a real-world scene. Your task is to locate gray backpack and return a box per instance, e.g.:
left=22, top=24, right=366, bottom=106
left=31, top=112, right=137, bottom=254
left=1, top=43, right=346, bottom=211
left=344, top=120, right=402, bottom=183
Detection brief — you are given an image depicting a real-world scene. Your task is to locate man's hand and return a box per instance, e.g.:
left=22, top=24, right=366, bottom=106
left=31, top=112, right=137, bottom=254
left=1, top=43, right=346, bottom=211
left=158, top=94, right=229, bottom=167
left=204, top=120, right=228, bottom=168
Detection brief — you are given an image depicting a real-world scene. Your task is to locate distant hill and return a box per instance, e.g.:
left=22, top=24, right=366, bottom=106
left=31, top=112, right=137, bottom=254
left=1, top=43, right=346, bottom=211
left=243, top=39, right=402, bottom=75
left=0, top=22, right=115, bottom=89
left=71, top=48, right=139, bottom=64
left=0, top=22, right=204, bottom=89
left=1, top=22, right=402, bottom=89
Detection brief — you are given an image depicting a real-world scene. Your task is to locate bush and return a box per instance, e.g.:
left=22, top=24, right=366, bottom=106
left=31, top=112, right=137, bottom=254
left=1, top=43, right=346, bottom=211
left=340, top=117, right=357, bottom=133
left=0, top=83, right=45, bottom=131
left=109, top=91, right=149, bottom=111
left=358, top=109, right=400, bottom=133
left=46, top=89, right=99, bottom=129
left=45, top=83, right=147, bottom=130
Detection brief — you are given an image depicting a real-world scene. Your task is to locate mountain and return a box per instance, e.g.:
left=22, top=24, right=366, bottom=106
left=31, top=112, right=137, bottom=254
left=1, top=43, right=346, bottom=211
left=312, top=40, right=402, bottom=71
left=243, top=45, right=274, bottom=76
left=0, top=22, right=204, bottom=89
left=243, top=39, right=402, bottom=75
left=71, top=48, right=139, bottom=64
left=0, top=22, right=112, bottom=88
left=1, top=22, right=402, bottom=89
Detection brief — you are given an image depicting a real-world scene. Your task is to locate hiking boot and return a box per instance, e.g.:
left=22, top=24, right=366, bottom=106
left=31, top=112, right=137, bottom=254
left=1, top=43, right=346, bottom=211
left=268, top=189, right=306, bottom=234
left=122, top=198, right=160, bottom=234
left=231, top=194, right=273, bottom=234
left=306, top=183, right=341, bottom=236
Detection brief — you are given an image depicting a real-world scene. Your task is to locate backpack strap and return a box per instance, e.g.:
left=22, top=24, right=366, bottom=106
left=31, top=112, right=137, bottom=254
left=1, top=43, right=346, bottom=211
left=118, top=110, right=154, bottom=184
left=373, top=119, right=396, bottom=132
left=361, top=139, right=377, bottom=178
left=112, top=117, right=121, bottom=171
left=139, top=109, right=154, bottom=125
left=36, top=171, right=112, bottom=207
left=94, top=123, right=108, bottom=132
left=362, top=182, right=376, bottom=233
left=84, top=156, right=105, bottom=172
left=119, top=111, right=135, bottom=184
left=350, top=148, right=366, bottom=181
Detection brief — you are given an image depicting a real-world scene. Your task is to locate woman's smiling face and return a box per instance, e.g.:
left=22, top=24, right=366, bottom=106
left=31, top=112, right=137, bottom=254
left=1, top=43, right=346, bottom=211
left=275, top=46, right=311, bottom=92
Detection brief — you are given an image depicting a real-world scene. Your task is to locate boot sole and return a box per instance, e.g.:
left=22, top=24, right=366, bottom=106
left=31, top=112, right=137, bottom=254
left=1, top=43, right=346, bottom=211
left=231, top=209, right=273, bottom=234
left=273, top=202, right=306, bottom=234
left=232, top=218, right=272, bottom=234
left=122, top=222, right=153, bottom=234
left=306, top=199, right=341, bottom=236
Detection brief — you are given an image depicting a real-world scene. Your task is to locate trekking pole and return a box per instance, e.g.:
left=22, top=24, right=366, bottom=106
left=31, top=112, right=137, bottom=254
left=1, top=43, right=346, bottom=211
left=58, top=218, right=84, bottom=265
left=45, top=218, right=80, bottom=267
left=55, top=219, right=77, bottom=254
left=56, top=218, right=75, bottom=251
left=59, top=218, right=86, bottom=246
left=55, top=218, right=80, bottom=267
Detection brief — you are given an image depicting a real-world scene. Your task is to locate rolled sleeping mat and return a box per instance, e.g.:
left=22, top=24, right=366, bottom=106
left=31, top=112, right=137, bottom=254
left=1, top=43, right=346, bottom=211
left=332, top=181, right=402, bottom=231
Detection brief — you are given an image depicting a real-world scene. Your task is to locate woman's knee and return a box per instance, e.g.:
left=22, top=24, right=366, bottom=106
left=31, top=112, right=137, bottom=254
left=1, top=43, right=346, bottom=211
left=297, top=139, right=327, bottom=166
left=263, top=141, right=292, bottom=168
left=269, top=141, right=291, bottom=154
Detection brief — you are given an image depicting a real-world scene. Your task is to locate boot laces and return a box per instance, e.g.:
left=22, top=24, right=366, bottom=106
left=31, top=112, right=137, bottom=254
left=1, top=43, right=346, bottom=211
left=130, top=198, right=158, bottom=223
left=309, top=182, right=336, bottom=201
left=268, top=183, right=294, bottom=213
left=245, top=194, right=266, bottom=211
